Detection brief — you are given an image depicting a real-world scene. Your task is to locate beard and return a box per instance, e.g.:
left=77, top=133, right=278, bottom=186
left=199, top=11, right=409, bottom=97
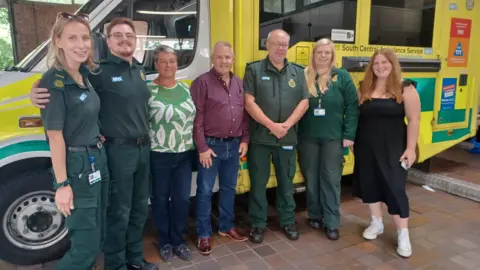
left=115, top=40, right=135, bottom=57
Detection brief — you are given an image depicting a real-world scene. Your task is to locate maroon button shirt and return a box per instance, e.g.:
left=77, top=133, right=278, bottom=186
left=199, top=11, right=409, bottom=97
left=190, top=68, right=249, bottom=153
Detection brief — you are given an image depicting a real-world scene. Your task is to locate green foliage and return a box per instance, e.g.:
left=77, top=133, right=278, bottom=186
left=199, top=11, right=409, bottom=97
left=0, top=38, right=13, bottom=68
left=0, top=8, right=13, bottom=70
left=0, top=7, right=8, bottom=25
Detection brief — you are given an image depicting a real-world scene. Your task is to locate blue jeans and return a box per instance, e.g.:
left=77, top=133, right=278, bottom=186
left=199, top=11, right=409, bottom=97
left=150, top=150, right=194, bottom=247
left=196, top=137, right=240, bottom=238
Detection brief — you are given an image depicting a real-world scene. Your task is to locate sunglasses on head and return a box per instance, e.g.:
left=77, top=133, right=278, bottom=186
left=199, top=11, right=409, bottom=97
left=56, top=12, right=89, bottom=21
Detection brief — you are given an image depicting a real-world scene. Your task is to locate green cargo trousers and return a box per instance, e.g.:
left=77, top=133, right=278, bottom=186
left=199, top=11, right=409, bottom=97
left=55, top=146, right=109, bottom=270
left=248, top=143, right=297, bottom=228
left=298, top=138, right=344, bottom=229
left=102, top=141, right=150, bottom=270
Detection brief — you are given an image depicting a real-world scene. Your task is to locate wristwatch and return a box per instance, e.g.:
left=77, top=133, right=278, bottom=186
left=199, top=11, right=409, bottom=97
left=53, top=178, right=71, bottom=191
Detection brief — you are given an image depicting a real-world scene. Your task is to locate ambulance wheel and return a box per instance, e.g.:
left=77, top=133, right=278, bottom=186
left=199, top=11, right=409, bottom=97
left=0, top=170, right=69, bottom=265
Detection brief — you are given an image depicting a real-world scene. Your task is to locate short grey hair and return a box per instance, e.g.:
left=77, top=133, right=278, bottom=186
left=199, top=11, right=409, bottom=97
left=154, top=45, right=177, bottom=62
left=211, top=41, right=234, bottom=58
left=267, top=29, right=290, bottom=41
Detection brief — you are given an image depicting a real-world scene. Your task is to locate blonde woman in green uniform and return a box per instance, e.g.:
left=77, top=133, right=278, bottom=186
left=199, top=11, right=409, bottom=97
left=39, top=13, right=109, bottom=269
left=298, top=38, right=358, bottom=241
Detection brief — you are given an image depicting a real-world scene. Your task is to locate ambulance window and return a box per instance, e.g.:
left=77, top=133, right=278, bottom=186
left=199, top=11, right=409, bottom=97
left=369, top=0, right=435, bottom=47
left=99, top=0, right=198, bottom=73
left=259, top=0, right=357, bottom=49
left=263, top=0, right=296, bottom=13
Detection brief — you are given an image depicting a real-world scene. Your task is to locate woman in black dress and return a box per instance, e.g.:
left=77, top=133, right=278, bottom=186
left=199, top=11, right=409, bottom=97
left=353, top=48, right=420, bottom=258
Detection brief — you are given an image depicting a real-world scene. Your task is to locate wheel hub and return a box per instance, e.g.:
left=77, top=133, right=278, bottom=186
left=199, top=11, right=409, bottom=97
left=27, top=211, right=54, bottom=233
left=3, top=191, right=68, bottom=250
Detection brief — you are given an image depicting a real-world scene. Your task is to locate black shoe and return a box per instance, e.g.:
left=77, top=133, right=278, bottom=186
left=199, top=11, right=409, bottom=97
left=127, top=260, right=158, bottom=270
left=249, top=227, right=265, bottom=244
left=325, top=228, right=339, bottom=241
left=159, top=244, right=173, bottom=262
left=283, top=224, right=300, bottom=241
left=308, top=219, right=322, bottom=229
left=174, top=244, right=193, bottom=261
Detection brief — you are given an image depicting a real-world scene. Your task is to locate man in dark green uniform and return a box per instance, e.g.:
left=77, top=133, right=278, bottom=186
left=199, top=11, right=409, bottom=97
left=93, top=18, right=156, bottom=270
left=30, top=17, right=157, bottom=270
left=244, top=29, right=309, bottom=244
left=40, top=65, right=109, bottom=270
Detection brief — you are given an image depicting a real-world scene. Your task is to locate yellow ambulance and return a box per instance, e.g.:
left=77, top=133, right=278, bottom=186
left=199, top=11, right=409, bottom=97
left=0, top=0, right=478, bottom=265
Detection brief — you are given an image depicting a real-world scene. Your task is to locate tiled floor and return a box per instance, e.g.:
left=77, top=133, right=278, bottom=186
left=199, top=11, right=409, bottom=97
left=2, top=183, right=480, bottom=270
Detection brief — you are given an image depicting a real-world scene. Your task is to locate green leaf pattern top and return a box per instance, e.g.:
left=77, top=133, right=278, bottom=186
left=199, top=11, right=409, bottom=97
left=148, top=81, right=196, bottom=153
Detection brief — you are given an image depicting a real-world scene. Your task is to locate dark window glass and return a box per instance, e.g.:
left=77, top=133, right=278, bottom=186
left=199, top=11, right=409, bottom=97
left=99, top=0, right=198, bottom=73
left=369, top=0, right=436, bottom=47
left=259, top=0, right=357, bottom=49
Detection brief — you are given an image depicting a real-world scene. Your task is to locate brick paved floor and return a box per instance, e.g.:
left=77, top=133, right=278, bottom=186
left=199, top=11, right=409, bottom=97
left=2, top=183, right=480, bottom=270
left=429, top=142, right=480, bottom=186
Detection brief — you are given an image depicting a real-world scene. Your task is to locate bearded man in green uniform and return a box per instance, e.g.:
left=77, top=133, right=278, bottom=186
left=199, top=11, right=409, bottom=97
left=244, top=29, right=309, bottom=244
left=30, top=17, right=157, bottom=270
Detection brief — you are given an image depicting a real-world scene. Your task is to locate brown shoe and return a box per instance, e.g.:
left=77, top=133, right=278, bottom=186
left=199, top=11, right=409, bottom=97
left=197, top=237, right=212, bottom=255
left=219, top=228, right=248, bottom=242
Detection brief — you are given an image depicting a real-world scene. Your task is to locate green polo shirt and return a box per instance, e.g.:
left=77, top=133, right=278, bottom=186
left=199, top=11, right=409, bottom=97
left=243, top=57, right=309, bottom=146
left=89, top=53, right=151, bottom=138
left=298, top=68, right=359, bottom=141
left=39, top=65, right=100, bottom=146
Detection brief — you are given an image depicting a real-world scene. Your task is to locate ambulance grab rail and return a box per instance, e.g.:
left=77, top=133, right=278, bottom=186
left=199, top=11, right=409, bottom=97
left=342, top=56, right=441, bottom=73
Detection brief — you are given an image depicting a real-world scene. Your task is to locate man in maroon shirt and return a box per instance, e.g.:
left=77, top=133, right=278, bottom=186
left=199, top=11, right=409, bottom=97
left=190, top=41, right=249, bottom=255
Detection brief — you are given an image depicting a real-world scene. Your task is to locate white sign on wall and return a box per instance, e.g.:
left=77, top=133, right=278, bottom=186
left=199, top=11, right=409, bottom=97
left=331, top=29, right=354, bottom=42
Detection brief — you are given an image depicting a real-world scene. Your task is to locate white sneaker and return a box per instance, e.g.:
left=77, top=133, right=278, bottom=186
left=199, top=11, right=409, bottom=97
left=362, top=216, right=384, bottom=240
left=397, top=229, right=412, bottom=257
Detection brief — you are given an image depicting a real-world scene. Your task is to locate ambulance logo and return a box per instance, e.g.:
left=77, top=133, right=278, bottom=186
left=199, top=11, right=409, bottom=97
left=454, top=42, right=463, bottom=57
left=288, top=79, right=296, bottom=88
left=53, top=80, right=64, bottom=88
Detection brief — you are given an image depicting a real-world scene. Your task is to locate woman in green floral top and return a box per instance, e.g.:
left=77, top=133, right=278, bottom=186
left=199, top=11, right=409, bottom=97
left=148, top=45, right=196, bottom=262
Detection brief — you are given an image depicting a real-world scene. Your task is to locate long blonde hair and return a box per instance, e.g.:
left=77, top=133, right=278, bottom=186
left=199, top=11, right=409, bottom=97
left=46, top=13, right=96, bottom=71
left=359, top=48, right=403, bottom=104
left=305, top=38, right=336, bottom=97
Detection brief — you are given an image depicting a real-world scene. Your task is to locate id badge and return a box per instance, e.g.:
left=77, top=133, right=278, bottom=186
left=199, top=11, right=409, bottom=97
left=88, top=170, right=101, bottom=185
left=314, top=108, right=326, bottom=116
left=282, top=145, right=293, bottom=150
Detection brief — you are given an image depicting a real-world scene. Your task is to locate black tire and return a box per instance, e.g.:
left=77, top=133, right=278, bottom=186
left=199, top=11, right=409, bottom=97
left=0, top=170, right=69, bottom=265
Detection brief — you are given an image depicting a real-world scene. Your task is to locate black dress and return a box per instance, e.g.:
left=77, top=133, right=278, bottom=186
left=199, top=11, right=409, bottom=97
left=352, top=97, right=410, bottom=218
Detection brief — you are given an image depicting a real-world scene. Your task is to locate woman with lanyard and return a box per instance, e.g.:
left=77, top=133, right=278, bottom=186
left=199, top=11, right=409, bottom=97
left=148, top=45, right=196, bottom=262
left=298, top=38, right=359, bottom=241
left=39, top=12, right=109, bottom=269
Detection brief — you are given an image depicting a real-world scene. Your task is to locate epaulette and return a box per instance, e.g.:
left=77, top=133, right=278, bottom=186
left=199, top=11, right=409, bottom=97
left=245, top=60, right=261, bottom=68
left=94, top=59, right=106, bottom=64
left=50, top=71, right=65, bottom=90
left=291, top=62, right=305, bottom=69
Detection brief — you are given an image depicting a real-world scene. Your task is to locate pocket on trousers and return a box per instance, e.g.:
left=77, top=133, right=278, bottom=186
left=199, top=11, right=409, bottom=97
left=107, top=179, right=118, bottom=207
left=287, top=153, right=297, bottom=180
left=109, top=179, right=118, bottom=194
left=67, top=196, right=98, bottom=230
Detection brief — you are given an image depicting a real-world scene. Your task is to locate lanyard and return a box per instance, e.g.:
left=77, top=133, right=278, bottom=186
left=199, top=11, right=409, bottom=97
left=314, top=82, right=325, bottom=108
